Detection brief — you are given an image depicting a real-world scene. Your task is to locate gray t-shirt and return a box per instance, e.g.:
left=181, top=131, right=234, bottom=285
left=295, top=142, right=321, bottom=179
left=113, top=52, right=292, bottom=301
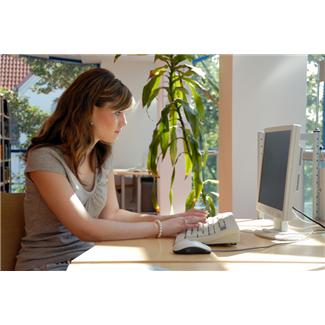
left=15, top=146, right=113, bottom=270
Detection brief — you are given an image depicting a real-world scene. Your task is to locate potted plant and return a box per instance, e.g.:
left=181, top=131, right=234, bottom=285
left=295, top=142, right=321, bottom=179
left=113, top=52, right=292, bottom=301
left=115, top=54, right=217, bottom=216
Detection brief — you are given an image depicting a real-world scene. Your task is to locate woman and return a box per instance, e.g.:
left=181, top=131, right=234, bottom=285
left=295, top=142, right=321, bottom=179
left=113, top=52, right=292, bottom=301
left=15, top=68, right=207, bottom=271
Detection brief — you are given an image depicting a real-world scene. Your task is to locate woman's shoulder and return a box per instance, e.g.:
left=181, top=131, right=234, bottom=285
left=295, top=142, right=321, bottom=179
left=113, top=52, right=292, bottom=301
left=27, top=145, right=63, bottom=160
left=25, top=145, right=67, bottom=175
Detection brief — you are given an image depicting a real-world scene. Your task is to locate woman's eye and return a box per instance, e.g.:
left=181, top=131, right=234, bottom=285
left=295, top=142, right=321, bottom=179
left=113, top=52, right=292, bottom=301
left=114, top=112, right=121, bottom=117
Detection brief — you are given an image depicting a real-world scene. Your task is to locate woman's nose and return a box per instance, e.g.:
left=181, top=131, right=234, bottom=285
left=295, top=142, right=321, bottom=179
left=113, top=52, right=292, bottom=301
left=119, top=113, right=127, bottom=127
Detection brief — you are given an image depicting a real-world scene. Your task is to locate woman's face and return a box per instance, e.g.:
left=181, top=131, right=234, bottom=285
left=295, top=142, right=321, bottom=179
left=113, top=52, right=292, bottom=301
left=91, top=102, right=128, bottom=143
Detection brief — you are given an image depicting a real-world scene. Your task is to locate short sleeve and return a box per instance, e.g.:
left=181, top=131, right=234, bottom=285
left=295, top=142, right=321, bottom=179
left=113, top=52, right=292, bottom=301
left=25, top=147, right=67, bottom=177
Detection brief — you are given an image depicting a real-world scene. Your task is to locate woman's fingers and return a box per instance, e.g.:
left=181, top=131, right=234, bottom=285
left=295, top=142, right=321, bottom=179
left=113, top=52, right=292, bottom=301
left=183, top=215, right=206, bottom=226
left=191, top=215, right=207, bottom=223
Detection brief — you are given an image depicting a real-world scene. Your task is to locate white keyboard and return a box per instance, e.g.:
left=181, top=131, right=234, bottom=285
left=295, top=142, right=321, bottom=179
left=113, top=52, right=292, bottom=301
left=175, top=212, right=240, bottom=245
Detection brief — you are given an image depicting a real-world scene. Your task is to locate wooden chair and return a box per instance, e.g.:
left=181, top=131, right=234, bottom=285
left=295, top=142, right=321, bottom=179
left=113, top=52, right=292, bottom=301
left=1, top=192, right=25, bottom=271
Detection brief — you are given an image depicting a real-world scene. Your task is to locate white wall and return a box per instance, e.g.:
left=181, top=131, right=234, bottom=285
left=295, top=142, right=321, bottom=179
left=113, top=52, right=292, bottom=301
left=232, top=55, right=307, bottom=218
left=99, top=55, right=158, bottom=169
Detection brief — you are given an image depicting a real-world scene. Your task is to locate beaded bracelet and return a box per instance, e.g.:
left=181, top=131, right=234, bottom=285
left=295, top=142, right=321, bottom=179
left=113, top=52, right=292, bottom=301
left=155, top=219, right=163, bottom=238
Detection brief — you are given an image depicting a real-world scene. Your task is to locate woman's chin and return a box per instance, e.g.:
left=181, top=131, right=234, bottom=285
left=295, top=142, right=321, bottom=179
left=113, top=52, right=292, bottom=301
left=108, top=135, right=119, bottom=142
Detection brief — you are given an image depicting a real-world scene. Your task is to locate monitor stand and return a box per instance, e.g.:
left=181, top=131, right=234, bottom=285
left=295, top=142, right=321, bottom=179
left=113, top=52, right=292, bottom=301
left=254, top=219, right=308, bottom=241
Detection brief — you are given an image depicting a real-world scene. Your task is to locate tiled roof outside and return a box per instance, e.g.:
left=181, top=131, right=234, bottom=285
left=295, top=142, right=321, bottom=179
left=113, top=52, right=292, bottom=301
left=0, top=55, right=32, bottom=90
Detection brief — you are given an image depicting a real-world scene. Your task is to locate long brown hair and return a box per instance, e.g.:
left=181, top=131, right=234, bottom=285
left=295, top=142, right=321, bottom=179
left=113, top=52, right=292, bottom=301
left=27, top=68, right=134, bottom=183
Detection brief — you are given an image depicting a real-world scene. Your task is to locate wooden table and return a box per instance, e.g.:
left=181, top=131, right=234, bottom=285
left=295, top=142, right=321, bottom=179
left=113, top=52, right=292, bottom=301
left=68, top=219, right=325, bottom=271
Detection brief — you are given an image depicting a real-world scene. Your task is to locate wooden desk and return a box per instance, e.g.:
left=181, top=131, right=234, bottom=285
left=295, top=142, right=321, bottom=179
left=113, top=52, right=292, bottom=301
left=68, top=219, right=325, bottom=271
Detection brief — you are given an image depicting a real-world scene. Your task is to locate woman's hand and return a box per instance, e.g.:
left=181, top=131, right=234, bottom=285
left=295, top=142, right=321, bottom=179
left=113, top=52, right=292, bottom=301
left=159, top=209, right=208, bottom=237
left=158, top=208, right=208, bottom=221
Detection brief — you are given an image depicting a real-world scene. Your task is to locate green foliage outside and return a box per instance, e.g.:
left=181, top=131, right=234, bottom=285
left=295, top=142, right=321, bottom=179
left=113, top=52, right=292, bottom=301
left=23, top=56, right=96, bottom=94
left=0, top=87, right=50, bottom=192
left=192, top=55, right=219, bottom=209
left=304, top=55, right=325, bottom=214
left=0, top=87, right=49, bottom=149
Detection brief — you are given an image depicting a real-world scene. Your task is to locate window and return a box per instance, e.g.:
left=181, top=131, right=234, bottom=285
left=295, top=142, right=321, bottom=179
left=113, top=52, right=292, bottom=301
left=304, top=55, right=325, bottom=215
left=1, top=55, right=99, bottom=192
left=192, top=55, right=219, bottom=210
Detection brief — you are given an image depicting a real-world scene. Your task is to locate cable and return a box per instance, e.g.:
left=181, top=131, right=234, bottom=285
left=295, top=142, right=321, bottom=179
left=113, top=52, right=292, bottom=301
left=292, top=206, right=325, bottom=230
left=290, top=210, right=320, bottom=231
left=292, top=210, right=314, bottom=225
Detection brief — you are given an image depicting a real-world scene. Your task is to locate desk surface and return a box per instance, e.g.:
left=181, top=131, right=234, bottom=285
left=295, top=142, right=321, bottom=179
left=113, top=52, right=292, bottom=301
left=69, top=219, right=325, bottom=271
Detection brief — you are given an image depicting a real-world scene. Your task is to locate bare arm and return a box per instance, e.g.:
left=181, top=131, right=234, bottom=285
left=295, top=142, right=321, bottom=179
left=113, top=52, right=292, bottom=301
left=98, top=170, right=157, bottom=222
left=29, top=171, right=159, bottom=241
left=98, top=171, right=208, bottom=223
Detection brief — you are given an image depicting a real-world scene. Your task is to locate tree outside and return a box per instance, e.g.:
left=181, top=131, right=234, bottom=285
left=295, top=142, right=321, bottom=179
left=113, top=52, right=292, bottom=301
left=192, top=55, right=219, bottom=208
left=304, top=54, right=325, bottom=214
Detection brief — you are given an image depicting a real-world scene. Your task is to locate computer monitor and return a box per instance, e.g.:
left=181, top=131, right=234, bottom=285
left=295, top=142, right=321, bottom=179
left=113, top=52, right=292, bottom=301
left=255, top=124, right=302, bottom=240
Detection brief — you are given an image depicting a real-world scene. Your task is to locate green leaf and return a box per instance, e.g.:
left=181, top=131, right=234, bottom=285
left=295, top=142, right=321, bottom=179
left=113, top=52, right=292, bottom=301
left=114, top=55, right=121, bottom=63
left=206, top=195, right=216, bottom=216
left=182, top=101, right=199, bottom=138
left=171, top=73, right=185, bottom=101
left=185, top=129, right=201, bottom=169
left=158, top=109, right=169, bottom=159
left=152, top=103, right=171, bottom=161
left=169, top=167, right=176, bottom=206
left=142, top=75, right=162, bottom=108
left=161, top=130, right=169, bottom=159
left=170, top=127, right=177, bottom=165
left=209, top=191, right=219, bottom=198
left=149, top=65, right=168, bottom=78
left=187, top=82, right=205, bottom=120
left=147, top=87, right=161, bottom=108
left=184, top=64, right=206, bottom=79
left=184, top=152, right=193, bottom=177
left=160, top=104, right=170, bottom=131
left=203, top=179, right=219, bottom=185
left=181, top=127, right=193, bottom=177
left=173, top=55, right=192, bottom=66
left=174, top=86, right=189, bottom=100
left=154, top=55, right=171, bottom=64
left=183, top=77, right=207, bottom=92
left=185, top=190, right=196, bottom=210
left=147, top=129, right=160, bottom=175
left=193, top=172, right=203, bottom=202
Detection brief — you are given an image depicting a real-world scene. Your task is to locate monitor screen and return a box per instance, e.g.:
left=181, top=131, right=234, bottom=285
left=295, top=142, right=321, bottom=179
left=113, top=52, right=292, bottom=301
left=258, top=130, right=291, bottom=210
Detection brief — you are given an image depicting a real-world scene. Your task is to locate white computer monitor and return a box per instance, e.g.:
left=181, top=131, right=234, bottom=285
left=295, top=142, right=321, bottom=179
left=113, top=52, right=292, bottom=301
left=255, top=124, right=302, bottom=240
